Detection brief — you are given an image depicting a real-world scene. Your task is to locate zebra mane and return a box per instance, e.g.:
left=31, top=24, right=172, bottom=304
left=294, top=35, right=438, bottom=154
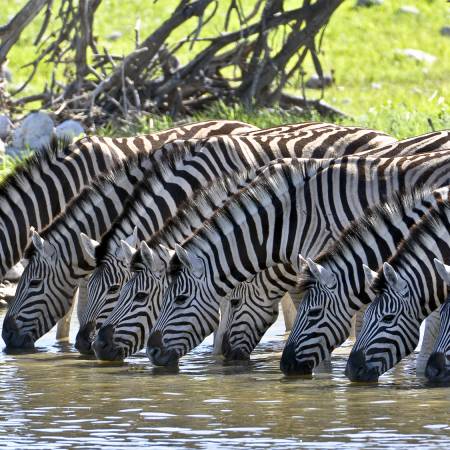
left=0, top=136, right=72, bottom=195
left=296, top=187, right=439, bottom=291
left=131, top=167, right=262, bottom=271
left=371, top=196, right=450, bottom=293
left=32, top=151, right=148, bottom=247
left=167, top=158, right=323, bottom=273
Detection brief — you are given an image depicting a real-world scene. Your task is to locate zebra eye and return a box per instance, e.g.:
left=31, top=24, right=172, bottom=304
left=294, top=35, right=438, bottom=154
left=308, top=308, right=322, bottom=319
left=382, top=314, right=396, bottom=324
left=135, top=292, right=148, bottom=303
left=109, top=284, right=120, bottom=294
left=230, top=298, right=240, bottom=308
left=29, top=279, right=42, bottom=288
left=174, top=295, right=189, bottom=305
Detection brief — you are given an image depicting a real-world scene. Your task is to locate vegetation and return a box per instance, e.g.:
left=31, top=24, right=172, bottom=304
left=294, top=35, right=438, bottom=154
left=0, top=0, right=448, bottom=141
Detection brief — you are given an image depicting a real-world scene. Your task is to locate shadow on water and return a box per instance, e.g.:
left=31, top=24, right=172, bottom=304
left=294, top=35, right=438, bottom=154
left=0, top=309, right=449, bottom=449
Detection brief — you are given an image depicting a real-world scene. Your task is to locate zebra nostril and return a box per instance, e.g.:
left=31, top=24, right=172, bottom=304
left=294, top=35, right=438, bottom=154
left=147, top=347, right=161, bottom=360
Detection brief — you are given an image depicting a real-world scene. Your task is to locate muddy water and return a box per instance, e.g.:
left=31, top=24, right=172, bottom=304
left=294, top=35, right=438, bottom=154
left=0, top=310, right=449, bottom=449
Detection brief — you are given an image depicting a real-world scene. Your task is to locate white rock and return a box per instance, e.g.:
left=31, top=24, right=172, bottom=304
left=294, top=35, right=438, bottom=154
left=398, top=5, right=419, bottom=15
left=55, top=120, right=85, bottom=141
left=12, top=111, right=55, bottom=155
left=0, top=115, right=13, bottom=140
left=106, top=31, right=122, bottom=41
left=441, top=26, right=450, bottom=37
left=0, top=138, right=4, bottom=155
left=371, top=82, right=382, bottom=89
left=356, top=0, right=383, bottom=6
left=398, top=48, right=437, bottom=64
left=3, top=260, right=25, bottom=282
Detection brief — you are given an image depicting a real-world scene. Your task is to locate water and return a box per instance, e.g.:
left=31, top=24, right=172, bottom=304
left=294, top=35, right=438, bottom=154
left=0, top=310, right=449, bottom=449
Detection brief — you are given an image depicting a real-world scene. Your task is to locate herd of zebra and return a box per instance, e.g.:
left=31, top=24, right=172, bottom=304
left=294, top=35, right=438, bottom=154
left=1, top=118, right=450, bottom=383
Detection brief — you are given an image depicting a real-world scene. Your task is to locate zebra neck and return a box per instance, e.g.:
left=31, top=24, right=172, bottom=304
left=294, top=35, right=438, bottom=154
left=385, top=202, right=450, bottom=318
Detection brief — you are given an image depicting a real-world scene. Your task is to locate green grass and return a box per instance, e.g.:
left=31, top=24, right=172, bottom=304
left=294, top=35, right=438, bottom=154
left=1, top=0, right=449, bottom=142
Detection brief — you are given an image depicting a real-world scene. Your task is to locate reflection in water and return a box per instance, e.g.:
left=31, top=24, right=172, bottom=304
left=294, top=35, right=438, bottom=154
left=0, top=309, right=449, bottom=449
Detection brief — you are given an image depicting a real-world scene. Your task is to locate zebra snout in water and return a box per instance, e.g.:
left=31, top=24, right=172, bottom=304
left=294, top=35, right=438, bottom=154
left=221, top=333, right=249, bottom=361
left=147, top=331, right=179, bottom=366
left=1, top=316, right=35, bottom=349
left=425, top=352, right=450, bottom=382
left=75, top=321, right=96, bottom=355
left=280, top=342, right=314, bottom=376
left=92, top=324, right=123, bottom=361
left=345, top=349, right=379, bottom=382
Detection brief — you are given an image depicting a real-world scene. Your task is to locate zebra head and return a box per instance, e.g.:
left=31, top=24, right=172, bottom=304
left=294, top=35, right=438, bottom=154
left=221, top=274, right=280, bottom=361
left=147, top=244, right=219, bottom=366
left=93, top=241, right=171, bottom=361
left=3, top=228, right=85, bottom=348
left=280, top=257, right=347, bottom=376
left=75, top=229, right=138, bottom=355
left=346, top=262, right=419, bottom=382
left=425, top=259, right=450, bottom=382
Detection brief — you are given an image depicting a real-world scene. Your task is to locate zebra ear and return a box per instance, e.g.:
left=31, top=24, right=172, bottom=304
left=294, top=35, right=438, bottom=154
left=434, top=258, right=450, bottom=284
left=383, top=262, right=407, bottom=292
left=30, top=227, right=44, bottom=253
left=125, top=226, right=139, bottom=248
left=140, top=241, right=165, bottom=276
left=363, top=264, right=379, bottom=286
left=31, top=227, right=55, bottom=259
left=116, top=227, right=139, bottom=260
left=306, top=258, right=336, bottom=288
left=175, top=244, right=203, bottom=277
left=120, top=239, right=137, bottom=266
left=80, top=233, right=100, bottom=262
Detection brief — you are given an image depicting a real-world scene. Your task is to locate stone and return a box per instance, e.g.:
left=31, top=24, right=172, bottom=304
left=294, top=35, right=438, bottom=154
left=398, top=5, right=419, bottom=15
left=11, top=111, right=55, bottom=156
left=305, top=73, right=334, bottom=89
left=106, top=31, right=122, bottom=41
left=3, top=260, right=25, bottom=282
left=371, top=82, right=382, bottom=90
left=441, top=26, right=450, bottom=37
left=55, top=120, right=85, bottom=141
left=0, top=115, right=13, bottom=140
left=398, top=48, right=437, bottom=64
left=356, top=0, right=383, bottom=6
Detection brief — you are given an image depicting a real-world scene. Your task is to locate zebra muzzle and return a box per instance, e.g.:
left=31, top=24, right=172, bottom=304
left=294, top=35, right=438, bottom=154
left=425, top=352, right=450, bottom=382
left=1, top=316, right=35, bottom=350
left=345, top=349, right=379, bottom=382
left=92, top=324, right=124, bottom=361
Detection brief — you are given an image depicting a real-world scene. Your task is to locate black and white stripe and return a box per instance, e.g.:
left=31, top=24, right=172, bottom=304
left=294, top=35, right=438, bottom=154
left=0, top=119, right=255, bottom=281
left=146, top=152, right=450, bottom=366
left=4, top=122, right=392, bottom=349
left=278, top=187, right=449, bottom=375
left=218, top=132, right=450, bottom=361
left=346, top=198, right=450, bottom=381
left=76, top=123, right=396, bottom=354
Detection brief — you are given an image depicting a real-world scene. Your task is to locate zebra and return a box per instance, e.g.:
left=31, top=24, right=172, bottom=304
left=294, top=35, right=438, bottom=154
left=75, top=123, right=396, bottom=354
left=424, top=263, right=450, bottom=382
left=3, top=124, right=392, bottom=349
left=345, top=198, right=450, bottom=382
left=80, top=130, right=450, bottom=356
left=0, top=119, right=254, bottom=340
left=278, top=187, right=450, bottom=375
left=92, top=173, right=251, bottom=360
left=217, top=132, right=450, bottom=361
left=146, top=152, right=450, bottom=366
left=0, top=120, right=255, bottom=280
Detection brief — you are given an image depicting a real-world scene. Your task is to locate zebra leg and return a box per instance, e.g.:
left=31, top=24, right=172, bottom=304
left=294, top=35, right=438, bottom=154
left=56, top=291, right=77, bottom=342
left=350, top=305, right=367, bottom=340
left=281, top=293, right=297, bottom=332
left=213, top=299, right=230, bottom=355
left=76, top=277, right=89, bottom=322
left=416, top=308, right=441, bottom=375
